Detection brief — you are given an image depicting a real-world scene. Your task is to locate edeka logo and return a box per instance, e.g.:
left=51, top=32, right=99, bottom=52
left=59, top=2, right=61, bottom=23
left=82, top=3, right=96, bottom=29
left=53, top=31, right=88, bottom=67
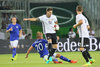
left=57, top=38, right=100, bottom=52
left=29, top=6, right=74, bottom=25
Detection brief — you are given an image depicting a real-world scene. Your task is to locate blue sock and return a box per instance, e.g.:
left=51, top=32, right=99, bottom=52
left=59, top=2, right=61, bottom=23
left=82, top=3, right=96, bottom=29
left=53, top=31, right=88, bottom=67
left=53, top=59, right=58, bottom=62
left=59, top=56, right=71, bottom=62
left=12, top=48, right=16, bottom=58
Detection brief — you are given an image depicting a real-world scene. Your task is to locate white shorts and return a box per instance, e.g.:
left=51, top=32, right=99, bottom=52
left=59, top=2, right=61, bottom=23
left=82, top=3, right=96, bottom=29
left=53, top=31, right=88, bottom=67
left=43, top=53, right=57, bottom=61
left=10, top=40, right=18, bottom=48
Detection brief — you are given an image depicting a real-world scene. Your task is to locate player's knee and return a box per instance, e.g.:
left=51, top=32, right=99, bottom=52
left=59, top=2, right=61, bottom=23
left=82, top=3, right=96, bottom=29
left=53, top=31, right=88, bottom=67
left=56, top=53, right=61, bottom=58
left=52, top=44, right=57, bottom=48
left=47, top=39, right=52, bottom=43
left=80, top=47, right=84, bottom=51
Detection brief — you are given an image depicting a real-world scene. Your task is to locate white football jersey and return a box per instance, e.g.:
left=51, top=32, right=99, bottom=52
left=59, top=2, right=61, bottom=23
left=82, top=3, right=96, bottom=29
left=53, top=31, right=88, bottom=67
left=76, top=14, right=89, bottom=38
left=38, top=15, right=57, bottom=34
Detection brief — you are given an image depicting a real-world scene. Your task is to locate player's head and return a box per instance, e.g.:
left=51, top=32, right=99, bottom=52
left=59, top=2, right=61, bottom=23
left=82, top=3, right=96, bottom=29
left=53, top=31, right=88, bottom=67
left=46, top=7, right=53, bottom=17
left=11, top=17, right=17, bottom=23
left=76, top=5, right=83, bottom=14
left=36, top=31, right=43, bottom=39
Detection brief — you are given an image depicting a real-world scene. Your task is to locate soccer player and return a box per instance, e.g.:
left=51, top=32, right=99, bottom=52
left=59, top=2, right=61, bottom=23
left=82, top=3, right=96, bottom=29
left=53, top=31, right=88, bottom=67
left=73, top=5, right=95, bottom=66
left=25, top=32, right=77, bottom=64
left=24, top=7, right=59, bottom=60
left=6, top=17, right=22, bottom=61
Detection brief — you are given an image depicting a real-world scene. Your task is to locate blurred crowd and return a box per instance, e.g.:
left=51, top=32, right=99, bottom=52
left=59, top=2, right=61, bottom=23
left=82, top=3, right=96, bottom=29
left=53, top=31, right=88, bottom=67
left=0, top=1, right=95, bottom=40
left=68, top=27, right=95, bottom=38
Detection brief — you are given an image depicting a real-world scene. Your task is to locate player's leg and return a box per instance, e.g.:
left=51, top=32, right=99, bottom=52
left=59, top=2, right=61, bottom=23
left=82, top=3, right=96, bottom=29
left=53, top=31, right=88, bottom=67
left=52, top=53, right=62, bottom=63
left=45, top=34, right=54, bottom=61
left=85, top=51, right=95, bottom=64
left=53, top=58, right=62, bottom=64
left=53, top=53, right=77, bottom=63
left=49, top=33, right=58, bottom=57
left=43, top=55, right=49, bottom=63
left=47, top=39, right=52, bottom=53
left=80, top=48, right=91, bottom=65
left=45, top=34, right=52, bottom=55
left=10, top=41, right=16, bottom=60
left=10, top=40, right=18, bottom=61
left=43, top=55, right=53, bottom=64
left=84, top=38, right=95, bottom=64
left=79, top=38, right=91, bottom=66
left=44, top=54, right=62, bottom=64
left=13, top=40, right=18, bottom=60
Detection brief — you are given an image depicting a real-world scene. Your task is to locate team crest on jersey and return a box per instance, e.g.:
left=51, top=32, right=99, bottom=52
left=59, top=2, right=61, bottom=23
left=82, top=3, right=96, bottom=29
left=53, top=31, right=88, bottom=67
left=48, top=19, right=52, bottom=24
left=35, top=45, right=37, bottom=47
left=16, top=26, right=18, bottom=28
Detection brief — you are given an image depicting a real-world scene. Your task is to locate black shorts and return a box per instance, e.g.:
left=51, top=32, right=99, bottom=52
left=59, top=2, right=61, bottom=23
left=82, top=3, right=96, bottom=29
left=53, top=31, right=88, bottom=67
left=45, top=33, right=58, bottom=44
left=79, top=38, right=90, bottom=50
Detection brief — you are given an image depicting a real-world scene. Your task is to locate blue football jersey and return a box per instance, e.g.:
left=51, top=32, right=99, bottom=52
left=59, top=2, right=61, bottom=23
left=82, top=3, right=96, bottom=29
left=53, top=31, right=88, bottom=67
left=7, top=23, right=22, bottom=41
left=32, top=39, right=49, bottom=57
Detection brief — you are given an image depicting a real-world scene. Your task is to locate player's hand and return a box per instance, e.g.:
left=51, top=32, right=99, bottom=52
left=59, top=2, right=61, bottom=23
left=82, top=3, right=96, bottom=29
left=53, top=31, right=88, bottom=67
left=9, top=27, right=13, bottom=31
left=25, top=55, right=28, bottom=58
left=23, top=18, right=28, bottom=21
left=73, top=25, right=77, bottom=28
left=19, top=33, right=22, bottom=37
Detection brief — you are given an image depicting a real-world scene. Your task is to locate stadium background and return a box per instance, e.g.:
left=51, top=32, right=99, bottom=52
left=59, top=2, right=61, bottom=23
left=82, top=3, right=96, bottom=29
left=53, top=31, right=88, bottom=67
left=0, top=0, right=100, bottom=39
left=0, top=0, right=100, bottom=67
left=0, top=0, right=100, bottom=52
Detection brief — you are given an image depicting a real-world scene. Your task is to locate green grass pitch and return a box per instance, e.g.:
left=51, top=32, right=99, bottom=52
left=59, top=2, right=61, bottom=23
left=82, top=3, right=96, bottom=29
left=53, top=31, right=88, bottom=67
left=0, top=51, right=100, bottom=67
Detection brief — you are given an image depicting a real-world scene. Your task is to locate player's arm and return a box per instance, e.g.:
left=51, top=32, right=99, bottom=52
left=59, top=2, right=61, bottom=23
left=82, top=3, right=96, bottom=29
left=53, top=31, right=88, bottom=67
left=73, top=20, right=83, bottom=28
left=23, top=18, right=39, bottom=21
left=6, top=27, right=13, bottom=32
left=19, top=29, right=22, bottom=37
left=25, top=46, right=34, bottom=58
left=87, top=25, right=90, bottom=30
left=55, top=21, right=58, bottom=24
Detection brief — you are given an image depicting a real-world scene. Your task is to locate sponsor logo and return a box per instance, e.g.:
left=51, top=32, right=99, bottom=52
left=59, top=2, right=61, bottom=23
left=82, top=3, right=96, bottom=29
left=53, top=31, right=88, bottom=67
left=57, top=38, right=100, bottom=52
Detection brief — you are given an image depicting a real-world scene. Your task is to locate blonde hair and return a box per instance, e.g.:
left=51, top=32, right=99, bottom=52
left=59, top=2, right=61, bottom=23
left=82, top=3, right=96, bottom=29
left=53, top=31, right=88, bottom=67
left=36, top=31, right=43, bottom=38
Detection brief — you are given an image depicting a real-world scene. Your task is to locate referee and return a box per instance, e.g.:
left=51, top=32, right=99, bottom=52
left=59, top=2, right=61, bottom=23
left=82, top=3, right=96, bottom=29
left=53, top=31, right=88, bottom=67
left=24, top=7, right=59, bottom=60
left=73, top=5, right=95, bottom=66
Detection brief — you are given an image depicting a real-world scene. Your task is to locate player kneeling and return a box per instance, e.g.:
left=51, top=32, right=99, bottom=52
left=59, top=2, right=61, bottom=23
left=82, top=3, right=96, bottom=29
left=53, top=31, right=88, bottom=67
left=25, top=32, right=77, bottom=64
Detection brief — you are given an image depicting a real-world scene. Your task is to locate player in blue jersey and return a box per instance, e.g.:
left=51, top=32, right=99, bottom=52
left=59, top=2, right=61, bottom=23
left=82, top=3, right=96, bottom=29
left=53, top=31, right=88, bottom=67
left=25, top=32, right=77, bottom=64
left=6, top=17, right=22, bottom=61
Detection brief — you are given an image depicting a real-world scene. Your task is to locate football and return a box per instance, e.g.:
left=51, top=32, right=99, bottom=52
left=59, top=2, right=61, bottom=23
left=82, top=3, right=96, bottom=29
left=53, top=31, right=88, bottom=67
left=54, top=24, right=59, bottom=30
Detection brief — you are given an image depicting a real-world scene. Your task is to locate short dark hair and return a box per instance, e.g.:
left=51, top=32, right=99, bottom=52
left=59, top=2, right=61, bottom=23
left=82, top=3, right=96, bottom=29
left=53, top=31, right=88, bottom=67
left=46, top=7, right=53, bottom=12
left=76, top=5, right=83, bottom=12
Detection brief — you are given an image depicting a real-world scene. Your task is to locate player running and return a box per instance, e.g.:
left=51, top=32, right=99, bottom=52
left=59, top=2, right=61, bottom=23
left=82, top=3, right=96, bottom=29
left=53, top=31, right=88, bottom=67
left=6, top=17, right=22, bottom=61
left=73, top=5, right=95, bottom=66
left=24, top=7, right=59, bottom=60
left=25, top=32, right=77, bottom=64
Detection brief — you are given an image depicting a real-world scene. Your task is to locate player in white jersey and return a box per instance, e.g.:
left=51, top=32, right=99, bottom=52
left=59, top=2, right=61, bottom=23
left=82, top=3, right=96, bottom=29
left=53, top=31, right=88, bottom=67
left=73, top=5, right=95, bottom=66
left=23, top=7, right=59, bottom=60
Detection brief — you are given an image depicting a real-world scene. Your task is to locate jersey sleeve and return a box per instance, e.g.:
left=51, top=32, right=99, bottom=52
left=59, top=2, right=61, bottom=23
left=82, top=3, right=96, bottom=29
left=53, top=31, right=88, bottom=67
left=18, top=24, right=22, bottom=30
left=38, top=15, right=43, bottom=22
left=76, top=15, right=83, bottom=24
left=32, top=43, right=36, bottom=47
left=85, top=18, right=89, bottom=26
left=6, top=24, right=11, bottom=30
left=54, top=15, right=57, bottom=22
left=43, top=39, right=48, bottom=43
